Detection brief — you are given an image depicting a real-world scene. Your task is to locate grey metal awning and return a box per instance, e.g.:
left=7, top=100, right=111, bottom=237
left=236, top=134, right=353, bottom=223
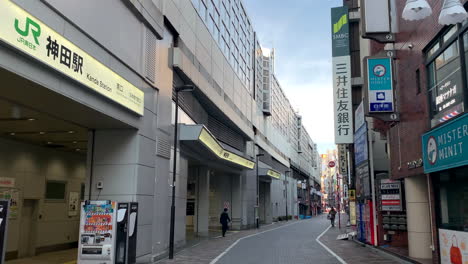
left=179, top=124, right=255, bottom=170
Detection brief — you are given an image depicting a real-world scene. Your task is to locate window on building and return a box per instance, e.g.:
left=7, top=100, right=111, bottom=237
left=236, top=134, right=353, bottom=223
left=192, top=0, right=199, bottom=10
left=46, top=181, right=67, bottom=200
left=434, top=167, right=468, bottom=231
left=200, top=1, right=207, bottom=21
left=426, top=26, right=465, bottom=128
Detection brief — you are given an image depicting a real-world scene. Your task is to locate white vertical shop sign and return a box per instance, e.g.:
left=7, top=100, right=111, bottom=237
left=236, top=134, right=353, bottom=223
left=332, top=6, right=354, bottom=144
left=333, top=57, right=354, bottom=143
left=338, top=144, right=348, bottom=175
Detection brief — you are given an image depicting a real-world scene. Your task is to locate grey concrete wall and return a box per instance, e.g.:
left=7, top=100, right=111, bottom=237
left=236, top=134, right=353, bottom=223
left=165, top=0, right=254, bottom=139
left=0, top=137, right=86, bottom=253
left=196, top=167, right=210, bottom=235
left=208, top=172, right=232, bottom=228
left=243, top=169, right=258, bottom=228
left=405, top=175, right=432, bottom=260
left=87, top=129, right=156, bottom=262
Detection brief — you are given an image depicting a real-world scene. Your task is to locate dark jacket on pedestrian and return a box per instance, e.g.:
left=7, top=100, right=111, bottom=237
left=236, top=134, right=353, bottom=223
left=220, top=211, right=231, bottom=226
left=329, top=209, right=337, bottom=219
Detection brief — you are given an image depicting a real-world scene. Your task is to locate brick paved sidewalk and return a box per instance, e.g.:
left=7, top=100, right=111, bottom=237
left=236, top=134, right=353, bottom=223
left=155, top=220, right=300, bottom=264
left=319, top=222, right=410, bottom=264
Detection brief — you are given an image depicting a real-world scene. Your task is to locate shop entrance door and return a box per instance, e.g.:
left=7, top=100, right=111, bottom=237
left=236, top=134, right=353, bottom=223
left=18, top=199, right=38, bottom=258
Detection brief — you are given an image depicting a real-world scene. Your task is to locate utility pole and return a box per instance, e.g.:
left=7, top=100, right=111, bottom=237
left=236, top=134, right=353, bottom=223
left=168, top=85, right=194, bottom=259
left=368, top=119, right=378, bottom=246
left=285, top=170, right=291, bottom=221
left=256, top=153, right=264, bottom=228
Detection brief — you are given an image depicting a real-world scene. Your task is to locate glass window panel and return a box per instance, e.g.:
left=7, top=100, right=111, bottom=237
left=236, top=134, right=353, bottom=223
left=434, top=168, right=468, bottom=231
left=192, top=0, right=199, bottom=10
left=207, top=0, right=213, bottom=15
left=207, top=15, right=214, bottom=33
left=464, top=31, right=468, bottom=79
left=443, top=26, right=457, bottom=43
left=200, top=1, right=207, bottom=21
left=428, top=43, right=440, bottom=58
left=435, top=42, right=459, bottom=69
left=46, top=181, right=66, bottom=200
left=428, top=41, right=464, bottom=127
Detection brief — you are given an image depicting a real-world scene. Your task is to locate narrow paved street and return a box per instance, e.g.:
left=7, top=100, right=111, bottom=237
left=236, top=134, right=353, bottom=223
left=158, top=214, right=407, bottom=264
left=215, top=216, right=336, bottom=264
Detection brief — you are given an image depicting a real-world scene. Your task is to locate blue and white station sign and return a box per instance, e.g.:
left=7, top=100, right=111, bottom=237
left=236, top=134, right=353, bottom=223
left=367, top=58, right=394, bottom=113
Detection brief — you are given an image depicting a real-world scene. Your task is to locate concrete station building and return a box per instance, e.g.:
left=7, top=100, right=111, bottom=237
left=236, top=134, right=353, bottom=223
left=0, top=0, right=320, bottom=263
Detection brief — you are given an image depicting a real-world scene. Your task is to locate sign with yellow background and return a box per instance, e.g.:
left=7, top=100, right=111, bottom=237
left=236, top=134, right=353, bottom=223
left=198, top=128, right=254, bottom=169
left=0, top=0, right=144, bottom=115
left=267, top=170, right=281, bottom=180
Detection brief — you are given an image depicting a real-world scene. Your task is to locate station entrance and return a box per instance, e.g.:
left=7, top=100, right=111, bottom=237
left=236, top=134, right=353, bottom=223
left=0, top=97, right=87, bottom=263
left=0, top=64, right=131, bottom=263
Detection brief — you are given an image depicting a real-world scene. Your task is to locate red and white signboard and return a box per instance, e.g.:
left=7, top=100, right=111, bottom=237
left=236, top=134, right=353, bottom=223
left=328, top=161, right=336, bottom=168
left=0, top=178, right=15, bottom=188
left=380, top=179, right=402, bottom=211
left=382, top=200, right=400, bottom=206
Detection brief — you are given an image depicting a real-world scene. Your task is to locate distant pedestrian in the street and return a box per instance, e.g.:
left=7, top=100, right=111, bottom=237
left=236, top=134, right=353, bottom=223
left=220, top=208, right=231, bottom=237
left=329, top=207, right=337, bottom=227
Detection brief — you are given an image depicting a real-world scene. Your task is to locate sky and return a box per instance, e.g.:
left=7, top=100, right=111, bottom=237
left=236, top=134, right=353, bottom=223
left=243, top=0, right=342, bottom=154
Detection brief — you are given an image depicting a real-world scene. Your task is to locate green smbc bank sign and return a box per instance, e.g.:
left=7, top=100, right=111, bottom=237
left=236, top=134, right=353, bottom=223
left=331, top=6, right=349, bottom=57
left=422, top=114, right=468, bottom=173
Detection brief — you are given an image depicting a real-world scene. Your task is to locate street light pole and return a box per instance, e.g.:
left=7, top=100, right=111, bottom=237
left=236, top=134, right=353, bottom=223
left=255, top=153, right=264, bottom=228
left=169, top=85, right=194, bottom=259
left=285, top=170, right=291, bottom=221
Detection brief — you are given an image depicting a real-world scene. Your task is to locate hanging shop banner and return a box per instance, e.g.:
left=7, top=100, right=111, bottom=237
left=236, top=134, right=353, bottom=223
left=439, top=229, right=468, bottom=264
left=0, top=200, right=9, bottom=264
left=380, top=179, right=402, bottom=211
left=338, top=144, right=348, bottom=176
left=350, top=201, right=356, bottom=225
left=343, top=184, right=349, bottom=200
left=355, top=101, right=365, bottom=132
left=422, top=113, right=468, bottom=173
left=0, top=0, right=144, bottom=115
left=354, top=123, right=369, bottom=166
left=367, top=58, right=394, bottom=113
left=356, top=163, right=370, bottom=198
left=332, top=6, right=353, bottom=144
left=349, top=189, right=356, bottom=201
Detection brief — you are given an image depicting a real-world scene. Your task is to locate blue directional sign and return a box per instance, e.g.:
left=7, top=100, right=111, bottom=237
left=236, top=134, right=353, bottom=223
left=368, top=58, right=394, bottom=113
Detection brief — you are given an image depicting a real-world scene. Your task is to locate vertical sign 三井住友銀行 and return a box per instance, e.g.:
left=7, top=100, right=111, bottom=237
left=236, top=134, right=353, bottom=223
left=332, top=6, right=354, bottom=144
left=368, top=58, right=394, bottom=113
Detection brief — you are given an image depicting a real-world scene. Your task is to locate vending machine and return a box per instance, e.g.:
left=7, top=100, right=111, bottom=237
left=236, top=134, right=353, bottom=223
left=78, top=201, right=117, bottom=264
left=78, top=201, right=138, bottom=264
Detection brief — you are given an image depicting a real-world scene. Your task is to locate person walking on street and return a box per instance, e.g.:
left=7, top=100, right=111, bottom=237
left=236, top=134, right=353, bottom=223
left=329, top=207, right=337, bottom=227
left=220, top=208, right=231, bottom=237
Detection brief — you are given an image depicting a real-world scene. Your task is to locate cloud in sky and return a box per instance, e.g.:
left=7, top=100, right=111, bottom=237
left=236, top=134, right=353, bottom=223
left=244, top=0, right=342, bottom=153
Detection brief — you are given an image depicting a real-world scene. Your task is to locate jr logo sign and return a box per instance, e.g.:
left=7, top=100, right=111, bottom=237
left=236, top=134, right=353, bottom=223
left=14, top=17, right=41, bottom=49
